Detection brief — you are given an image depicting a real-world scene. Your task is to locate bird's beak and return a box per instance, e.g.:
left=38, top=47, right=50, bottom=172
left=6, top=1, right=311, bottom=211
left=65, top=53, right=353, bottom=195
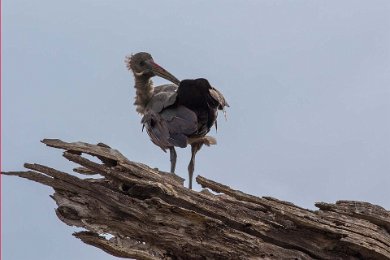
left=149, top=61, right=180, bottom=85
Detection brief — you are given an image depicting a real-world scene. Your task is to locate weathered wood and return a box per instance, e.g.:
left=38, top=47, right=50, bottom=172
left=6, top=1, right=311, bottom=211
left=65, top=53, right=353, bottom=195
left=3, top=139, right=390, bottom=259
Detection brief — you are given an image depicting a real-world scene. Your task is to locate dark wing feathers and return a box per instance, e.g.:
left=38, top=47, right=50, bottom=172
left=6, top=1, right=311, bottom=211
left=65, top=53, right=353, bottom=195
left=142, top=106, right=197, bottom=150
left=161, top=106, right=198, bottom=135
left=141, top=112, right=171, bottom=150
left=142, top=79, right=227, bottom=150
left=177, top=78, right=228, bottom=111
left=146, top=84, right=178, bottom=113
left=176, top=78, right=228, bottom=133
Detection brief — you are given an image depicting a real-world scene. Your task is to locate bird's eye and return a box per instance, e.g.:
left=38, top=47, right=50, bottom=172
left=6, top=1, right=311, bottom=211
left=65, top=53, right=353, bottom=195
left=139, top=61, right=145, bottom=66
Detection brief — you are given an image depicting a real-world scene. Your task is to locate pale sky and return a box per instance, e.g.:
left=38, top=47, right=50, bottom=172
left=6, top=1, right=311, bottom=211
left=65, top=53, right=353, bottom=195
left=3, top=1, right=390, bottom=259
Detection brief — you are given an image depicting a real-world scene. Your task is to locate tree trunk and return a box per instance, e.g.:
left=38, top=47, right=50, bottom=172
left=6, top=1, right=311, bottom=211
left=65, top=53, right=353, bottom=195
left=3, top=139, right=390, bottom=260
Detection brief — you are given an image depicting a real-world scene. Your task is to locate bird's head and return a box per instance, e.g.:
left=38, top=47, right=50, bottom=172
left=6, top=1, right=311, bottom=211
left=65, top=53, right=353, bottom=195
left=126, top=52, right=180, bottom=85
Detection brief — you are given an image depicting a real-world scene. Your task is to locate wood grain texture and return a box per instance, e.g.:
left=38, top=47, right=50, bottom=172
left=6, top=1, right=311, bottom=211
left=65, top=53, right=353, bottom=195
left=3, top=139, right=390, bottom=259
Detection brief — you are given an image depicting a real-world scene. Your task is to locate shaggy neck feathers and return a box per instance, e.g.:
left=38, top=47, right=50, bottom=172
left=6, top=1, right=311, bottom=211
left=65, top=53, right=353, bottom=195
left=133, top=76, right=153, bottom=114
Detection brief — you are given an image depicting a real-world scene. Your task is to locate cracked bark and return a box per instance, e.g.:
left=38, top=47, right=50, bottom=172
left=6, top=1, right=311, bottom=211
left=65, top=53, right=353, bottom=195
left=3, top=139, right=390, bottom=260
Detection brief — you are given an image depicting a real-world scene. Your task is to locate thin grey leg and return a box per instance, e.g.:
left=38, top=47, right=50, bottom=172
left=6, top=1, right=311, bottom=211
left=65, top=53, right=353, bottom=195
left=169, top=147, right=177, bottom=173
left=188, top=143, right=201, bottom=189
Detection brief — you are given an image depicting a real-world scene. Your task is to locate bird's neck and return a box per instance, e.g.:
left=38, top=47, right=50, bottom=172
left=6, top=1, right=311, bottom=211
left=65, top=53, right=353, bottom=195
left=134, top=76, right=154, bottom=114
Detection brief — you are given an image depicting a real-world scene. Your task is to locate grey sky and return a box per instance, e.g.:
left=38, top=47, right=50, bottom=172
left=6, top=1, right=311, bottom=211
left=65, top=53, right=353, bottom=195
left=3, top=1, right=390, bottom=259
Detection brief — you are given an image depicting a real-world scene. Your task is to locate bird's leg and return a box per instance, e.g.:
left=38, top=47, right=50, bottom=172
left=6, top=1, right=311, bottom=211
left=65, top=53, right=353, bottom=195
left=188, top=143, right=202, bottom=189
left=169, top=147, right=177, bottom=173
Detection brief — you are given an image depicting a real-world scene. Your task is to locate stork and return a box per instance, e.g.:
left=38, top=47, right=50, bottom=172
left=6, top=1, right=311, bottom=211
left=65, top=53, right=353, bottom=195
left=126, top=52, right=228, bottom=189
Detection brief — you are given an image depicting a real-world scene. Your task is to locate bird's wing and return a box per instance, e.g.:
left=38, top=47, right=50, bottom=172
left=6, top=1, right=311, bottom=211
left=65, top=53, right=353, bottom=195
left=141, top=112, right=171, bottom=151
left=160, top=106, right=198, bottom=135
left=209, top=86, right=229, bottom=124
left=209, top=87, right=229, bottom=110
left=153, top=84, right=178, bottom=94
left=146, top=84, right=178, bottom=113
left=141, top=106, right=197, bottom=150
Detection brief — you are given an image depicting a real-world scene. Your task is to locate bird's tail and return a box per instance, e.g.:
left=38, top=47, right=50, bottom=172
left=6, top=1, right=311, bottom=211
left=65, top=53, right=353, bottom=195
left=188, top=136, right=217, bottom=147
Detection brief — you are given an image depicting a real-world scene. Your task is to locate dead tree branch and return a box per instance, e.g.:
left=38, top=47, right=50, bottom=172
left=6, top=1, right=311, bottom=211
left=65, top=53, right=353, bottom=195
left=3, top=139, right=390, bottom=259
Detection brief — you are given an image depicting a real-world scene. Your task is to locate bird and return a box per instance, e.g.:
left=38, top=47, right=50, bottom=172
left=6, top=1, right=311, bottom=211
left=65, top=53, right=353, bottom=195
left=126, top=52, right=228, bottom=189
